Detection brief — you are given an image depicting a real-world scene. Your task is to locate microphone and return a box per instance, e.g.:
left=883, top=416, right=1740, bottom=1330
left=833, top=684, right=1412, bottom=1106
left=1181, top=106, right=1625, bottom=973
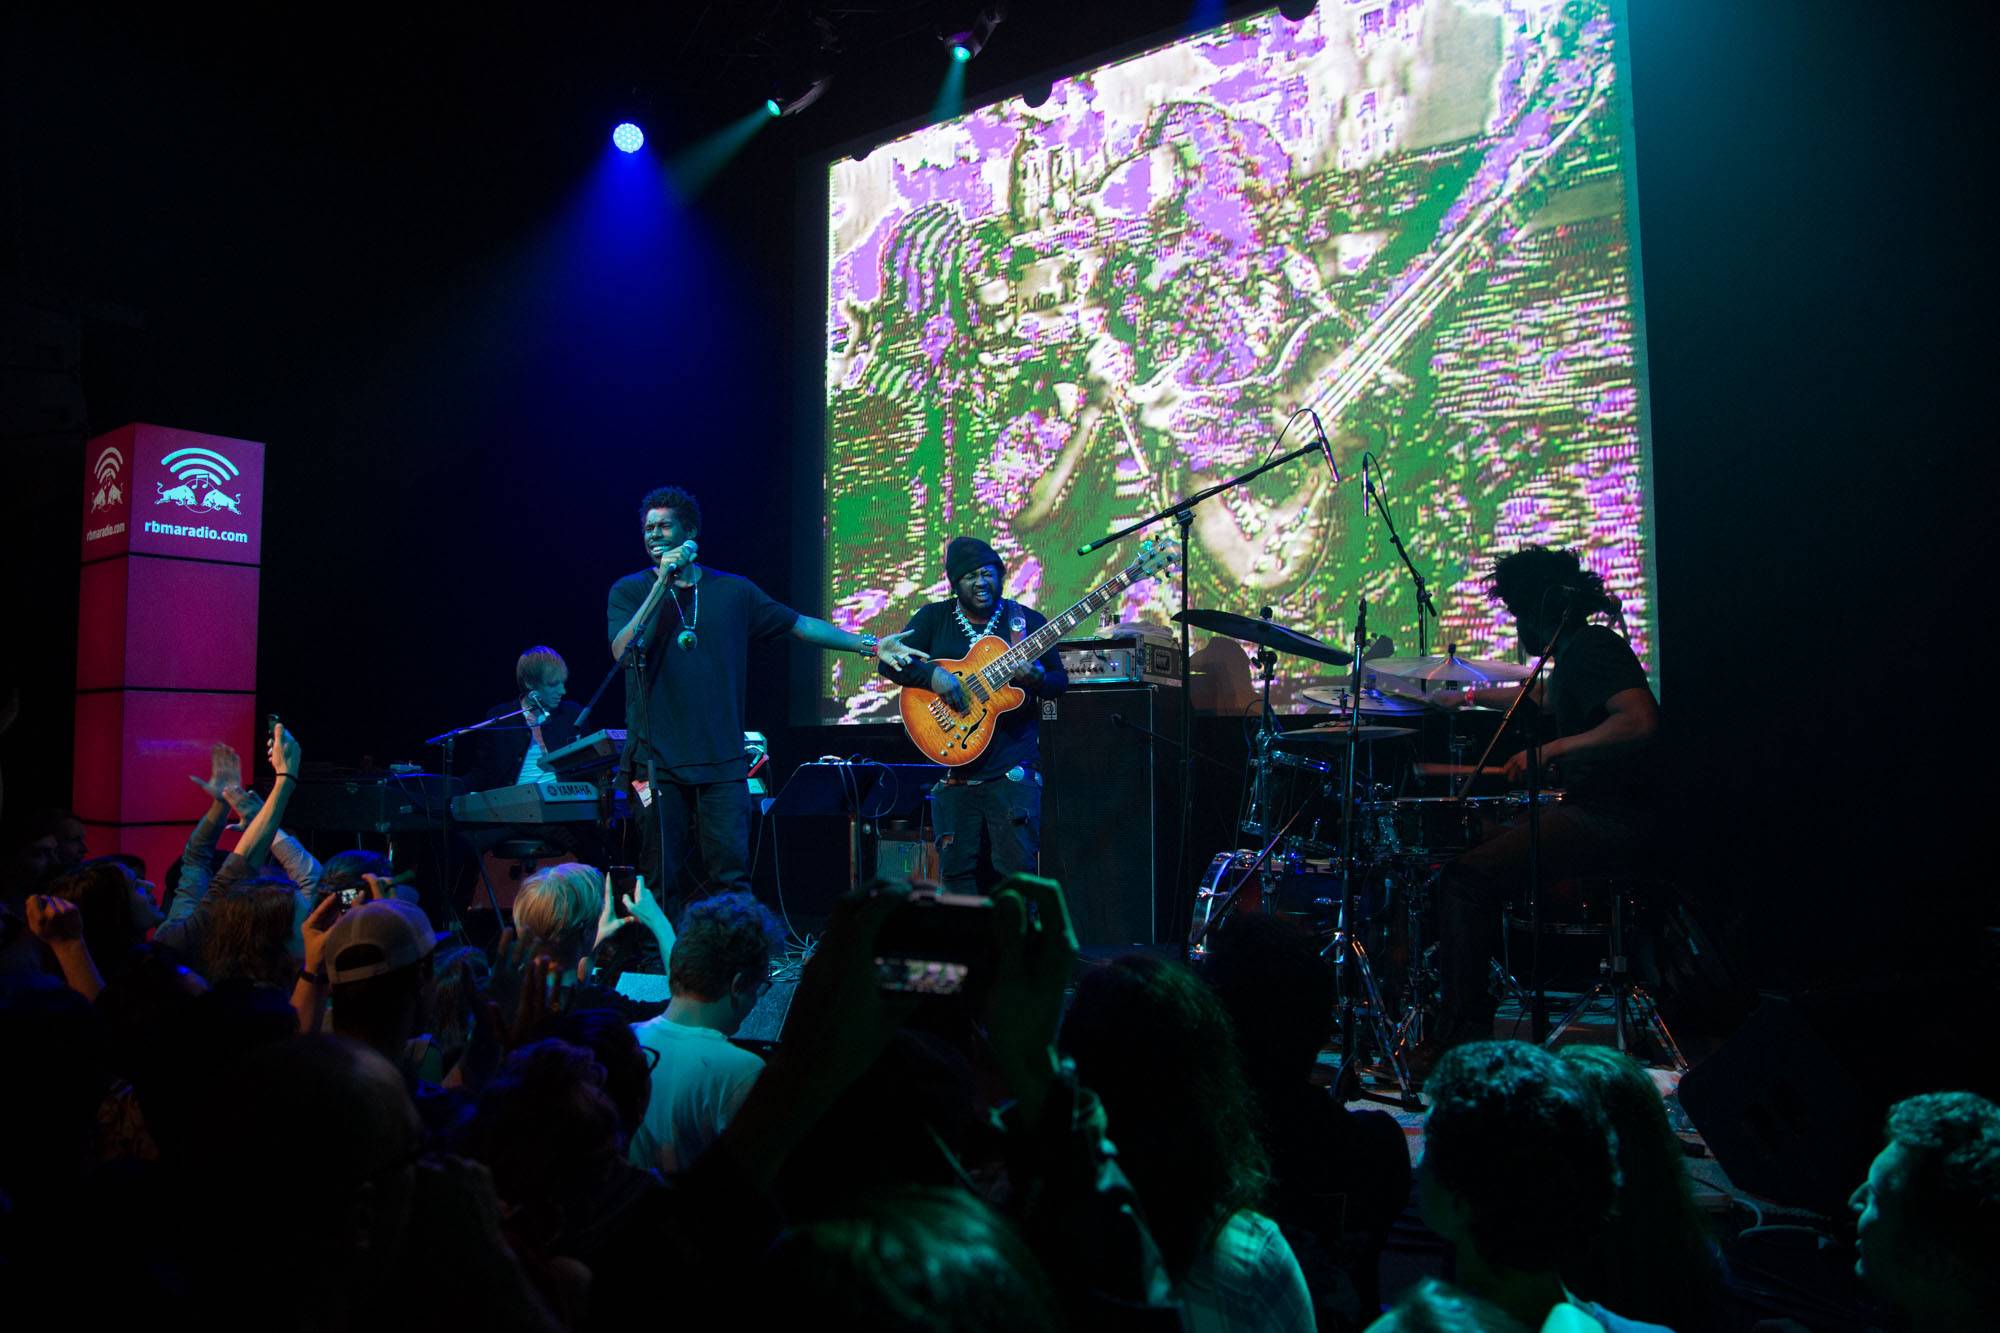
left=1306, top=408, right=1340, bottom=483
left=1361, top=452, right=1370, bottom=518
left=659, top=539, right=697, bottom=575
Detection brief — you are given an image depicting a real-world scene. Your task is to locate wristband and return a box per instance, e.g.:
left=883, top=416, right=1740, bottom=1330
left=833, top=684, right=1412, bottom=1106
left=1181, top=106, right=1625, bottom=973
left=297, top=967, right=327, bottom=987
left=858, top=632, right=880, bottom=659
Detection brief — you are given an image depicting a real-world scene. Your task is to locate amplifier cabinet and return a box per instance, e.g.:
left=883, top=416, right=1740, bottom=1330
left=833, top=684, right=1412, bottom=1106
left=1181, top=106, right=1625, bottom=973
left=1037, top=685, right=1183, bottom=948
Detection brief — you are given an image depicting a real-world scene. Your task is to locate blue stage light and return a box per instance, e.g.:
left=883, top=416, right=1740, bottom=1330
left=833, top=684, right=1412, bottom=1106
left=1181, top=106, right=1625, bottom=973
left=952, top=43, right=973, bottom=63
left=612, top=122, right=645, bottom=153
left=765, top=97, right=783, bottom=118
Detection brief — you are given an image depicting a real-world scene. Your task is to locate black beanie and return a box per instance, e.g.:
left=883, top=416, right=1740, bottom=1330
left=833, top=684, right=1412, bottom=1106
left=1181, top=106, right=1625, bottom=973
left=945, top=536, right=1004, bottom=584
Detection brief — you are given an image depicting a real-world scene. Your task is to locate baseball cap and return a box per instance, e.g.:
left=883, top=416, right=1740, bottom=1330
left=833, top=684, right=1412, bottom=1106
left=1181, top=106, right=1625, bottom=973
left=324, top=900, right=443, bottom=984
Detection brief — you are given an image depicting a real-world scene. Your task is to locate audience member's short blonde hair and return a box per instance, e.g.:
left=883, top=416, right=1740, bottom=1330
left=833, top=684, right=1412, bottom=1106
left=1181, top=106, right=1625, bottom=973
left=513, top=862, right=600, bottom=955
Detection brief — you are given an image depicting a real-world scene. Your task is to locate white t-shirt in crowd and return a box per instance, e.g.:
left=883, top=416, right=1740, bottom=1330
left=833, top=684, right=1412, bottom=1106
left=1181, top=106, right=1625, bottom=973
left=1176, top=1208, right=1315, bottom=1333
left=627, top=1015, right=765, bottom=1176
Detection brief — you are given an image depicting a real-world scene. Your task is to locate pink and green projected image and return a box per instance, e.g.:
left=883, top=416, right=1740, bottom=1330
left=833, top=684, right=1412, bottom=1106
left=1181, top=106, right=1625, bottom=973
left=821, top=0, right=1654, bottom=722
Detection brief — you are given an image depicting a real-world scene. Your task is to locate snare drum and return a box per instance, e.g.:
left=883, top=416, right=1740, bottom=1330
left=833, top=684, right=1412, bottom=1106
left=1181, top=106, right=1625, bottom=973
left=1360, top=790, right=1565, bottom=859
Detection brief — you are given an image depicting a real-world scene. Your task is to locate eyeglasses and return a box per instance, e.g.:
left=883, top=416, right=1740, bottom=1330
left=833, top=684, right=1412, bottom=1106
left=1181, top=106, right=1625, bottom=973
left=639, top=1044, right=662, bottom=1073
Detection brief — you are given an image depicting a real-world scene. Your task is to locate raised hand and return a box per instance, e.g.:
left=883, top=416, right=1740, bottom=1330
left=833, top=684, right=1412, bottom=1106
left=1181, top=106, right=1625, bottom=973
left=269, top=723, right=302, bottom=781
left=26, top=893, right=85, bottom=943
left=878, top=630, right=929, bottom=671
left=188, top=741, right=244, bottom=800
left=623, top=873, right=675, bottom=941
left=984, top=874, right=1080, bottom=1119
left=299, top=893, right=342, bottom=976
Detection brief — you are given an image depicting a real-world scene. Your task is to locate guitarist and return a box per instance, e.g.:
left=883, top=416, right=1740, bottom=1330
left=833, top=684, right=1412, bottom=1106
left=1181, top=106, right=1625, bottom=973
left=879, top=536, right=1069, bottom=893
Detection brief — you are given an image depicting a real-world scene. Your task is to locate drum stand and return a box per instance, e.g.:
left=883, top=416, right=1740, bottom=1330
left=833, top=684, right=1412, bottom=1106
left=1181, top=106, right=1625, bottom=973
left=1329, top=598, right=1419, bottom=1108
left=1541, top=892, right=1689, bottom=1071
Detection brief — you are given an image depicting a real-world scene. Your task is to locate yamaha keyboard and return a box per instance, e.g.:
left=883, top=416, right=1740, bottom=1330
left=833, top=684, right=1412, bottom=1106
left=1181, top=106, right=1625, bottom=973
left=450, top=779, right=606, bottom=825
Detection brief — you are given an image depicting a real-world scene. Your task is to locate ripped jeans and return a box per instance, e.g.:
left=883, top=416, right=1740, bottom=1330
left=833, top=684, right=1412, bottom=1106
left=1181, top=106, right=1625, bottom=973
left=930, top=768, right=1042, bottom=894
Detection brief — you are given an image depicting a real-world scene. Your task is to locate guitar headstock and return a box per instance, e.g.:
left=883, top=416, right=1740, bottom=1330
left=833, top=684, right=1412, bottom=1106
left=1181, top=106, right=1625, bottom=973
left=1130, top=535, right=1181, bottom=579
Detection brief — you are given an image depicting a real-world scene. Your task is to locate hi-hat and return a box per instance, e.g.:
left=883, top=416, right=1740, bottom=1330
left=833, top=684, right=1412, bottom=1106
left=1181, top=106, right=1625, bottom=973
left=1273, top=722, right=1417, bottom=747
left=1299, top=684, right=1426, bottom=717
left=1174, top=609, right=1352, bottom=667
left=1364, top=654, right=1532, bottom=696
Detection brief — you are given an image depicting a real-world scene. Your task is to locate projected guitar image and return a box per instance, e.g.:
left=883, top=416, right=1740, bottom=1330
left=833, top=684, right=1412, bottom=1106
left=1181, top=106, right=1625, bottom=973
left=900, top=536, right=1178, bottom=765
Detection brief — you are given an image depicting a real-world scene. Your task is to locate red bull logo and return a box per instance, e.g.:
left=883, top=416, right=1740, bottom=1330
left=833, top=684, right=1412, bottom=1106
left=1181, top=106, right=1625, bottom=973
left=89, top=445, right=125, bottom=512
left=153, top=446, right=243, bottom=516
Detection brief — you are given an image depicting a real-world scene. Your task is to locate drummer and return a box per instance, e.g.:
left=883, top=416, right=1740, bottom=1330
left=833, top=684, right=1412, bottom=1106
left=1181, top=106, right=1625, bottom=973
left=1415, top=545, right=1663, bottom=1069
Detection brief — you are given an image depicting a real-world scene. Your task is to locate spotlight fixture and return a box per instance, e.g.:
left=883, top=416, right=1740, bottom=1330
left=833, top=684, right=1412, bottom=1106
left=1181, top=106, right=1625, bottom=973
left=611, top=121, right=645, bottom=153
left=942, top=4, right=1005, bottom=63
left=1277, top=0, right=1318, bottom=20
left=765, top=69, right=833, bottom=118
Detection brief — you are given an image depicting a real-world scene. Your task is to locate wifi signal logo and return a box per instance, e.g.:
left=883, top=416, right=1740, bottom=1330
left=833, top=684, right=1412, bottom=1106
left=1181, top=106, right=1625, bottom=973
left=155, top=446, right=245, bottom=516
left=89, top=445, right=126, bottom=512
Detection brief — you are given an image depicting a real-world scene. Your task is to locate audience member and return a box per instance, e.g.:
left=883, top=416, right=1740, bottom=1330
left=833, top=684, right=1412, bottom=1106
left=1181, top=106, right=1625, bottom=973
left=1559, top=1047, right=1730, bottom=1330
left=1060, top=951, right=1315, bottom=1333
left=1411, top=1041, right=1669, bottom=1332
left=199, top=874, right=301, bottom=989
left=155, top=727, right=305, bottom=959
left=1203, top=910, right=1413, bottom=1329
left=1849, top=1090, right=2000, bottom=1331
left=764, top=1185, right=1066, bottom=1333
left=550, top=1007, right=654, bottom=1147
left=47, top=856, right=162, bottom=988
left=319, top=897, right=445, bottom=1086
left=628, top=890, right=781, bottom=1174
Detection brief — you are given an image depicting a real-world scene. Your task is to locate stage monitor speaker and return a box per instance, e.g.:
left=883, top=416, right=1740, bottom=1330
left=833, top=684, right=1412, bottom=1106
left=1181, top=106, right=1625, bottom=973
left=734, top=972, right=800, bottom=1044
left=1039, top=685, right=1183, bottom=949
left=1676, top=995, right=1871, bottom=1215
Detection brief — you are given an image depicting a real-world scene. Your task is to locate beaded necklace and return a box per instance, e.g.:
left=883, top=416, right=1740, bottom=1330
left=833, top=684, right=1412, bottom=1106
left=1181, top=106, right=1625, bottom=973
left=952, top=595, right=1003, bottom=642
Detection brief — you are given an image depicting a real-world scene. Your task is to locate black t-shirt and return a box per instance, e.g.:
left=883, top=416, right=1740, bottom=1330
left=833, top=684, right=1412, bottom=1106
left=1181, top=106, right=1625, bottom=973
left=606, top=566, right=799, bottom=783
left=1546, top=623, right=1659, bottom=807
left=879, top=598, right=1069, bottom=779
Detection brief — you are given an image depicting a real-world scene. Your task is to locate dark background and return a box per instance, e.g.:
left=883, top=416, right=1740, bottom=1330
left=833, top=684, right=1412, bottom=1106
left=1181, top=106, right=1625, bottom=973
left=3, top=2, right=1987, bottom=992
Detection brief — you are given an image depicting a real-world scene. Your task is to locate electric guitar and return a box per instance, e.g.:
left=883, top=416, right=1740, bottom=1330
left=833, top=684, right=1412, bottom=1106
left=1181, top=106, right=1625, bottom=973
left=898, top=537, right=1180, bottom=766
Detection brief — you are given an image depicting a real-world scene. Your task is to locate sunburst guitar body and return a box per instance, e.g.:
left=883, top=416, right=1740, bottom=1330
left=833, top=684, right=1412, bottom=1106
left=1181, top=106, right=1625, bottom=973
left=897, top=536, right=1180, bottom=767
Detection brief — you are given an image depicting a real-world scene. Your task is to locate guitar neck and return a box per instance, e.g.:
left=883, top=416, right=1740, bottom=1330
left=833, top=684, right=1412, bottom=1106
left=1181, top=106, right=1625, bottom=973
left=982, top=566, right=1145, bottom=683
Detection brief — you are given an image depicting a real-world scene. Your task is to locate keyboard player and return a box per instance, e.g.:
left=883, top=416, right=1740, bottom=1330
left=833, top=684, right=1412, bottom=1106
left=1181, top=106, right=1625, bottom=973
left=462, top=645, right=599, bottom=864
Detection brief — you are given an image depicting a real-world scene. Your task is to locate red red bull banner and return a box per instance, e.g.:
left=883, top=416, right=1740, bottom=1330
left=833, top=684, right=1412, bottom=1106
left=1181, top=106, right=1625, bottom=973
left=76, top=425, right=263, bottom=868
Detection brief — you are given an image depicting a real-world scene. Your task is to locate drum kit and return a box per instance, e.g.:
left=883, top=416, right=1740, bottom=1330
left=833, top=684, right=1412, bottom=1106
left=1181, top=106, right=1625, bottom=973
left=1176, top=607, right=1541, bottom=1105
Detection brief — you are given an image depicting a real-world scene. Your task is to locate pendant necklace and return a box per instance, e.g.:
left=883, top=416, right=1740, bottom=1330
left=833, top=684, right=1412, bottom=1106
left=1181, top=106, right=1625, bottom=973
left=669, top=580, right=699, bottom=652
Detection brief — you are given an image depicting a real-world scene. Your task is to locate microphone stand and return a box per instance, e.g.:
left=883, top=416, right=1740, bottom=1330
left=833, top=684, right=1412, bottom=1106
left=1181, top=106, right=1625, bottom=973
left=424, top=704, right=541, bottom=934
left=1452, top=597, right=1578, bottom=1042
left=1359, top=451, right=1439, bottom=658
left=1078, top=422, right=1335, bottom=942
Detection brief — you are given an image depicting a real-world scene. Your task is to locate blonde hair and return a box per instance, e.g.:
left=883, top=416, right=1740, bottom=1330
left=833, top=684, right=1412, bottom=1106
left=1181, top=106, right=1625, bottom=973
left=516, top=645, right=567, bottom=691
left=513, top=862, right=601, bottom=957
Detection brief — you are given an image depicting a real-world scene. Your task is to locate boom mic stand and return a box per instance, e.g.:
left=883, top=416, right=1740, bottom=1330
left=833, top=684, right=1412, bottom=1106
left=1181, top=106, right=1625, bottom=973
left=1329, top=597, right=1416, bottom=1107
left=1359, top=450, right=1439, bottom=657
left=424, top=703, right=542, bottom=934
left=1079, top=416, right=1338, bottom=940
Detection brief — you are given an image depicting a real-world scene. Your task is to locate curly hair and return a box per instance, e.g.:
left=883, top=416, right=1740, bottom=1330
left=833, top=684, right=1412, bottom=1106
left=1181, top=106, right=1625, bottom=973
left=639, top=485, right=701, bottom=534
left=319, top=849, right=393, bottom=902
left=668, top=892, right=782, bottom=1000
left=1885, top=1091, right=2000, bottom=1261
left=513, top=863, right=602, bottom=961
left=1059, top=952, right=1272, bottom=1278
left=461, top=1039, right=621, bottom=1220
left=1490, top=545, right=1617, bottom=623
left=201, top=876, right=299, bottom=988
left=1423, top=1040, right=1619, bottom=1274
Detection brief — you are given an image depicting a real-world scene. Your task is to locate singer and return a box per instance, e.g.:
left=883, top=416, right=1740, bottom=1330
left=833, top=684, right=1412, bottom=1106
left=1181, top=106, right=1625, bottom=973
left=607, top=485, right=923, bottom=918
left=876, top=536, right=1067, bottom=893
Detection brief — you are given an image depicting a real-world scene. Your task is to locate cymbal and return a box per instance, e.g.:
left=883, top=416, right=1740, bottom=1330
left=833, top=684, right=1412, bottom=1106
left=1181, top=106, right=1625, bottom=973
left=1175, top=609, right=1352, bottom=667
left=1299, top=685, right=1427, bottom=717
left=1363, top=654, right=1533, bottom=695
left=1273, top=722, right=1417, bottom=746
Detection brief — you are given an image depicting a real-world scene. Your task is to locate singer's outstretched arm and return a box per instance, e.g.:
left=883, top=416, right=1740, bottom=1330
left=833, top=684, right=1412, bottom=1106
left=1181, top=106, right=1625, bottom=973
left=790, top=616, right=926, bottom=670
